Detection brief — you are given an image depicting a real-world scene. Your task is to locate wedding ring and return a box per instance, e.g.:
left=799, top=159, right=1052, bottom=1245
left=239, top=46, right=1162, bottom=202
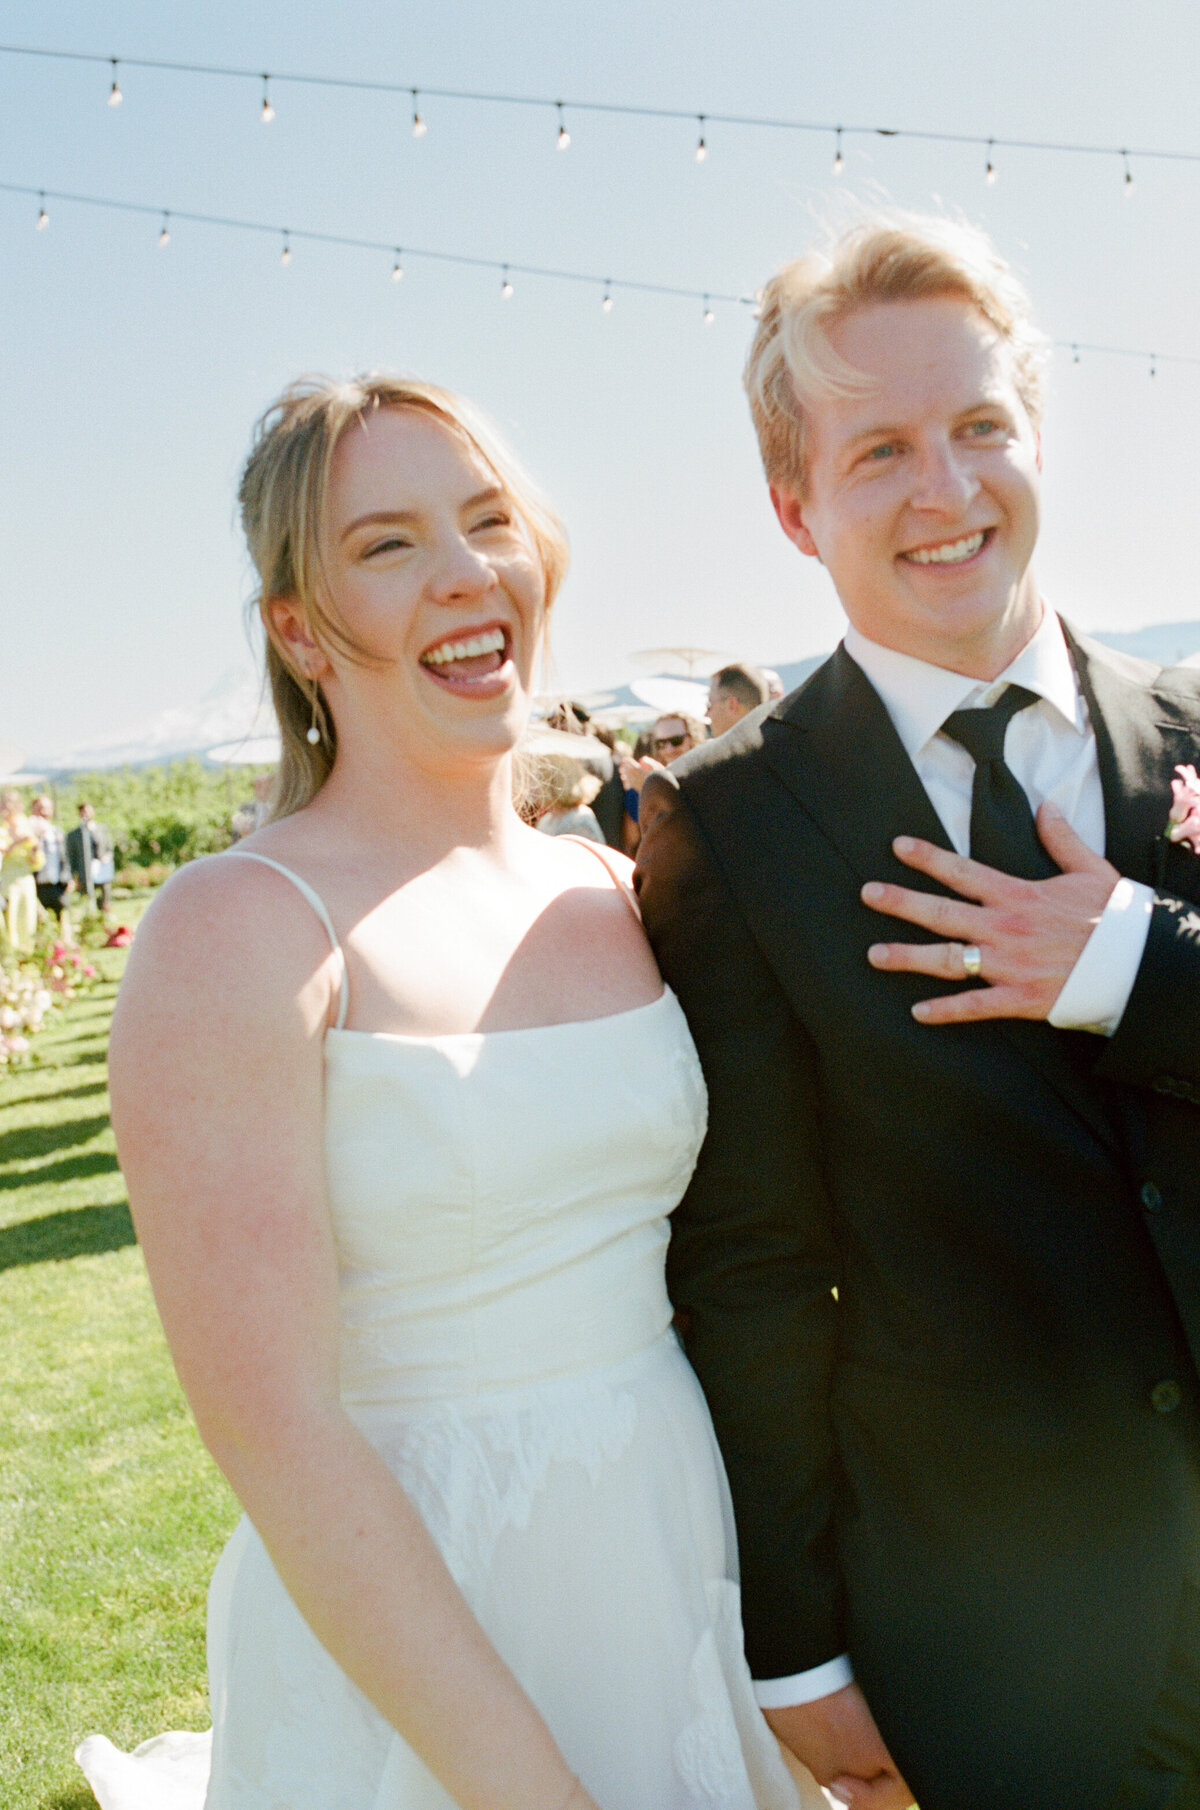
left=961, top=944, right=983, bottom=979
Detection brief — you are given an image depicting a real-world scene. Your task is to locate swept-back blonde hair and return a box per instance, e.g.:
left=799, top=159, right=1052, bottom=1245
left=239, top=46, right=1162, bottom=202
left=239, top=374, right=570, bottom=819
left=744, top=212, right=1048, bottom=498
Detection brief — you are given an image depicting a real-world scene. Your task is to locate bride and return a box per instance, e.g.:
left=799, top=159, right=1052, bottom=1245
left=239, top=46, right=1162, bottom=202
left=78, top=375, right=821, bottom=1810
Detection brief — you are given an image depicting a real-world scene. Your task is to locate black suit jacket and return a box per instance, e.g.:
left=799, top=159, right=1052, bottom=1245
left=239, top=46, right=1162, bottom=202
left=635, top=627, right=1200, bottom=1810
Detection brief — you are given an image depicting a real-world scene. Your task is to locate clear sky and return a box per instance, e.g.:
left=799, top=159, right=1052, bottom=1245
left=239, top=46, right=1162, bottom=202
left=2, top=0, right=1197, bottom=764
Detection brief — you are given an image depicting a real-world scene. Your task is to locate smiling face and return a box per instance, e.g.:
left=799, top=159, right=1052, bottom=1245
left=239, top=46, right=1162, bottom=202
left=771, top=294, right=1043, bottom=679
left=274, top=406, right=547, bottom=773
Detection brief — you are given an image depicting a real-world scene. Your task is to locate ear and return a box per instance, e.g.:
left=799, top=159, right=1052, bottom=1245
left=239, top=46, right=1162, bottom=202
left=268, top=597, right=332, bottom=681
left=769, top=485, right=821, bottom=560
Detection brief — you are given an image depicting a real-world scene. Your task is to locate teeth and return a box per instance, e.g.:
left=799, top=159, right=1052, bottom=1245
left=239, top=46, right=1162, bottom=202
left=422, top=627, right=506, bottom=665
left=905, top=531, right=986, bottom=566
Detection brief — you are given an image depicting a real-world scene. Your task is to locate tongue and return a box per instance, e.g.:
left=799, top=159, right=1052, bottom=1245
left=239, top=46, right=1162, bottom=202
left=437, top=649, right=503, bottom=681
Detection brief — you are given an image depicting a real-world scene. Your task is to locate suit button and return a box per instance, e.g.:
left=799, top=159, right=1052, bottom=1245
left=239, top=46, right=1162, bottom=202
left=1141, top=1182, right=1163, bottom=1213
left=1151, top=1380, right=1183, bottom=1414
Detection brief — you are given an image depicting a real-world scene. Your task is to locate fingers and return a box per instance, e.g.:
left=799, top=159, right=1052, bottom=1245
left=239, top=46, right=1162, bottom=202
left=868, top=938, right=980, bottom=982
left=887, top=835, right=1012, bottom=901
left=828, top=1773, right=916, bottom=1810
left=861, top=878, right=980, bottom=940
left=1035, top=799, right=1110, bottom=873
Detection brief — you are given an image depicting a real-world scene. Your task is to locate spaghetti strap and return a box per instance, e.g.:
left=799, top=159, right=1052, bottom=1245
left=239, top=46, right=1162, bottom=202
left=562, top=834, right=642, bottom=923
left=223, top=851, right=349, bottom=1030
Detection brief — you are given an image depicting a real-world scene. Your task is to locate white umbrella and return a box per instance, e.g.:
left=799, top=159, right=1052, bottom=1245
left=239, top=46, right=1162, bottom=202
left=628, top=647, right=735, bottom=679
left=520, top=726, right=614, bottom=762
left=630, top=677, right=710, bottom=716
left=207, top=736, right=281, bottom=766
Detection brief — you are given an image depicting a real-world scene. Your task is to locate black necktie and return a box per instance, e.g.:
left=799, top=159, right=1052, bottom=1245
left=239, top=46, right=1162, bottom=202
left=940, top=684, right=1057, bottom=881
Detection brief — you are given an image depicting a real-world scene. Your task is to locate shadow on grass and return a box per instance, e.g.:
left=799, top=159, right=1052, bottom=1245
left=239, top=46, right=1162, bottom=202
left=0, top=1079, right=108, bottom=1111
left=0, top=1114, right=112, bottom=1166
left=40, top=1787, right=98, bottom=1810
left=0, top=1198, right=135, bottom=1270
left=0, top=1150, right=119, bottom=1195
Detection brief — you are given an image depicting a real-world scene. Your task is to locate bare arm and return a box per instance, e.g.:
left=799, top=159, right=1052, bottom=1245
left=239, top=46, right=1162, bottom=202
left=108, top=860, right=594, bottom=1810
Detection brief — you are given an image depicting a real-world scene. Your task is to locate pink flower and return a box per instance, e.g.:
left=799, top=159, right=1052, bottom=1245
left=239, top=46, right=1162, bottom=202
left=1168, top=763, right=1200, bottom=855
left=83, top=963, right=96, bottom=978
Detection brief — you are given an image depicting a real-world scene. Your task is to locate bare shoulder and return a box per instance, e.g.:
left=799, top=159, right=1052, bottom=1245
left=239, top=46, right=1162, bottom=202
left=113, top=852, right=340, bottom=1057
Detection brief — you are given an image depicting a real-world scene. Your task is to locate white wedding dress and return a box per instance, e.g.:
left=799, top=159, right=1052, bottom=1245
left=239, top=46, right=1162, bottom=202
left=78, top=853, right=820, bottom=1810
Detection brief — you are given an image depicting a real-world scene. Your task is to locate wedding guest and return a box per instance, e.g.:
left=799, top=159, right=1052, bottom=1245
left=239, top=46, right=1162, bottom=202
left=1, top=789, right=40, bottom=950
left=706, top=664, right=771, bottom=738
left=30, top=795, right=74, bottom=930
left=534, top=755, right=606, bottom=843
left=79, top=373, right=815, bottom=1810
left=67, top=803, right=115, bottom=918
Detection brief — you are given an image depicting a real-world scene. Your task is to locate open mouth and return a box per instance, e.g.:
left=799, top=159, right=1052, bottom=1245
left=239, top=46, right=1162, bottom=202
left=419, top=623, right=512, bottom=687
left=901, top=529, right=990, bottom=567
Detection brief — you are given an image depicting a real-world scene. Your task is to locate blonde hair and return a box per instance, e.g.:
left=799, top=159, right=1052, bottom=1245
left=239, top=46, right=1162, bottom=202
left=744, top=212, right=1049, bottom=497
left=238, top=374, right=570, bottom=819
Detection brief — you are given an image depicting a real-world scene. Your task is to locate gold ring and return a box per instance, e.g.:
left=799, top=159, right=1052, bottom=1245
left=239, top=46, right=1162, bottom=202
left=961, top=944, right=983, bottom=979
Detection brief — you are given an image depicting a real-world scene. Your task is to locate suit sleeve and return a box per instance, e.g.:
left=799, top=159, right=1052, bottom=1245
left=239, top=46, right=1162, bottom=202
left=1099, top=890, right=1200, bottom=1104
left=635, top=774, right=847, bottom=1679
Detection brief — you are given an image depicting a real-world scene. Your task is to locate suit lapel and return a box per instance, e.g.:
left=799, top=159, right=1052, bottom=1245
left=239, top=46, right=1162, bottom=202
left=762, top=644, right=955, bottom=893
left=1068, top=625, right=1200, bottom=899
left=764, top=641, right=1126, bottom=1156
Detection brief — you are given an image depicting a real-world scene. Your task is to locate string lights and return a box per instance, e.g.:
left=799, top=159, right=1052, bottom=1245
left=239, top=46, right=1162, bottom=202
left=694, top=116, right=707, bottom=163
left=556, top=103, right=570, bottom=150
left=157, top=210, right=170, bottom=247
left=1123, top=152, right=1135, bottom=195
left=832, top=128, right=844, bottom=176
left=260, top=74, right=275, bottom=124
left=2, top=44, right=1195, bottom=184
left=106, top=58, right=122, bottom=107
left=5, top=180, right=1197, bottom=374
left=985, top=140, right=997, bottom=185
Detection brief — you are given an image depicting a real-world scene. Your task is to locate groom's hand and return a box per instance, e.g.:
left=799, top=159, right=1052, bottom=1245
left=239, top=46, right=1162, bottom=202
left=861, top=802, right=1120, bottom=1024
left=764, top=1683, right=914, bottom=1808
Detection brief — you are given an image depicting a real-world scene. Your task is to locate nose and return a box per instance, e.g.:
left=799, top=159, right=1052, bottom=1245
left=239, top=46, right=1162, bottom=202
left=909, top=437, right=979, bottom=515
left=427, top=529, right=500, bottom=605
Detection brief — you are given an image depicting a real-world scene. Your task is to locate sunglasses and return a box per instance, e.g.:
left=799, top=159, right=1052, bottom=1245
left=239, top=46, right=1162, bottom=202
left=652, top=734, right=689, bottom=751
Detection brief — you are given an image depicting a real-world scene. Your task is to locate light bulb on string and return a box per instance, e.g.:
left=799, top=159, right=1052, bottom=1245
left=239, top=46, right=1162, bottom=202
left=501, top=266, right=514, bottom=300
left=601, top=285, right=613, bottom=314
left=411, top=89, right=426, bottom=137
left=985, top=140, right=997, bottom=185
left=1072, top=345, right=1081, bottom=366
left=36, top=193, right=49, bottom=231
left=1123, top=153, right=1134, bottom=195
left=1150, top=354, right=1157, bottom=378
left=280, top=232, right=292, bottom=267
left=157, top=212, right=171, bottom=248
left=107, top=59, right=123, bottom=108
left=702, top=296, right=715, bottom=327
left=261, top=76, right=275, bottom=124
left=695, top=116, right=707, bottom=163
left=556, top=103, right=570, bottom=150
left=390, top=250, right=405, bottom=282
left=832, top=128, right=844, bottom=175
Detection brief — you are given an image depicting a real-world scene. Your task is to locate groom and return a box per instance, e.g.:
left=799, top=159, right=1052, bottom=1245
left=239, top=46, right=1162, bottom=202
left=636, top=215, right=1200, bottom=1810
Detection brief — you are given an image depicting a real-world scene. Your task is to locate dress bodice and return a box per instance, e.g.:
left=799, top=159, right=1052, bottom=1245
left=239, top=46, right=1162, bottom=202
left=221, top=849, right=708, bottom=1407
left=325, top=993, right=707, bottom=1405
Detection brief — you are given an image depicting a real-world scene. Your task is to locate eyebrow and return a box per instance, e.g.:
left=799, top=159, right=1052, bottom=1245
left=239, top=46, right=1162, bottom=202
left=339, top=485, right=507, bottom=543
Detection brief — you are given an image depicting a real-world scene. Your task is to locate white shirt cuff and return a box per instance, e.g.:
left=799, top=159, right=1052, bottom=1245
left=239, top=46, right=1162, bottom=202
left=753, top=1654, right=855, bottom=1708
left=1048, top=877, right=1154, bottom=1037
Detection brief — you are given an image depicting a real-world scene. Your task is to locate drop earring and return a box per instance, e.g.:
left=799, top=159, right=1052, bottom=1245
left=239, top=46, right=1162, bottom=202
left=306, top=683, right=321, bottom=746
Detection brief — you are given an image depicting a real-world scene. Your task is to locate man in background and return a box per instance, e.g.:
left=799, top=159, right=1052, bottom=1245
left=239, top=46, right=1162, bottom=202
left=707, top=662, right=772, bottom=738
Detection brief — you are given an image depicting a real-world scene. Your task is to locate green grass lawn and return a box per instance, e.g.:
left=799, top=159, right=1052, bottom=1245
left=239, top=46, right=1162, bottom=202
left=0, top=926, right=239, bottom=1808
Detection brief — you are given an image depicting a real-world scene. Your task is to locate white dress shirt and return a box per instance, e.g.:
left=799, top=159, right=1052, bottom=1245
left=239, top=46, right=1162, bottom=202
left=753, top=607, right=1153, bottom=1709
